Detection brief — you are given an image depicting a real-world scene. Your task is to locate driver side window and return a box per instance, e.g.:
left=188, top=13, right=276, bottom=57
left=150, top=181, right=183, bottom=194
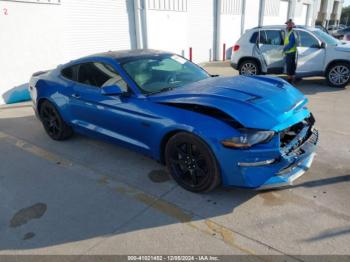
left=296, top=31, right=319, bottom=48
left=76, top=62, right=128, bottom=92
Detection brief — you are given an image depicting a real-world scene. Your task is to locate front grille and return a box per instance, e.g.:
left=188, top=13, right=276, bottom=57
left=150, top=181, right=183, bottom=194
left=279, top=115, right=316, bottom=157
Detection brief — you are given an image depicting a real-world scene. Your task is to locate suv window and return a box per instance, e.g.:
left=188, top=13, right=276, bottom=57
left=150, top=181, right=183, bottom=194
left=77, top=62, right=128, bottom=91
left=296, top=31, right=320, bottom=48
left=251, top=30, right=283, bottom=45
left=250, top=31, right=267, bottom=44
left=250, top=32, right=258, bottom=43
left=263, top=30, right=283, bottom=45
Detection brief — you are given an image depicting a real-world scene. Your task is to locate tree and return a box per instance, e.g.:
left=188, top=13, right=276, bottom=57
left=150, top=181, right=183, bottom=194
left=341, top=6, right=350, bottom=25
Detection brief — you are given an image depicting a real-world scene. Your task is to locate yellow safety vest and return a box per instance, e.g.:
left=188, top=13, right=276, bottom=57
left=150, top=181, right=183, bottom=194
left=284, top=30, right=297, bottom=54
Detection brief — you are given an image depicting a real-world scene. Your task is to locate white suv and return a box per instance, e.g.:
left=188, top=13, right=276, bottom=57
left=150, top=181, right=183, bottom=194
left=231, top=25, right=350, bottom=87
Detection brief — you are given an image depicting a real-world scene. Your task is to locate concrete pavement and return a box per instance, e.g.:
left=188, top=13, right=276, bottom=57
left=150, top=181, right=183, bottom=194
left=0, top=62, right=349, bottom=257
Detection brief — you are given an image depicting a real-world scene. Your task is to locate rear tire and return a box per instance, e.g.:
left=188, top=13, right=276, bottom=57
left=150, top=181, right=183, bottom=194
left=238, top=60, right=260, bottom=76
left=165, top=132, right=221, bottom=193
left=39, top=100, right=73, bottom=140
left=326, top=62, right=350, bottom=88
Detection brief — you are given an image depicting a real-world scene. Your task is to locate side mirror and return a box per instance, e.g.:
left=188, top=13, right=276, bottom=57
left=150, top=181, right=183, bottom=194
left=101, top=85, right=124, bottom=96
left=320, top=42, right=326, bottom=48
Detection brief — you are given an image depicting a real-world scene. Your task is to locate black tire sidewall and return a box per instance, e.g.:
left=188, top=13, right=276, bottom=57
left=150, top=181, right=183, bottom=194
left=165, top=132, right=221, bottom=193
left=39, top=101, right=72, bottom=140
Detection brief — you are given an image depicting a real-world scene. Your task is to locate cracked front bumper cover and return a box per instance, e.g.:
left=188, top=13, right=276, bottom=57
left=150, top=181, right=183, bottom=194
left=256, top=152, right=316, bottom=190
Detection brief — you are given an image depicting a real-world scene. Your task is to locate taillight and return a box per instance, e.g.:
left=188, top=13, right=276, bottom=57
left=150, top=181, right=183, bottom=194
left=233, top=45, right=240, bottom=52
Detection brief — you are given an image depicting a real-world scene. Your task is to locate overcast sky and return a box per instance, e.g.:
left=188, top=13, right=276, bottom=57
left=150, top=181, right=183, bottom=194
left=345, top=0, right=350, bottom=7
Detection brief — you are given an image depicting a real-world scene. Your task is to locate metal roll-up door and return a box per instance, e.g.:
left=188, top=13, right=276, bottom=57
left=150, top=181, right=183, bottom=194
left=63, top=0, right=134, bottom=60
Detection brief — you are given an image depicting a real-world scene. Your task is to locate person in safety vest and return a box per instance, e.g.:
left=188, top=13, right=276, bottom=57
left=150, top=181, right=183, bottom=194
left=283, top=19, right=297, bottom=84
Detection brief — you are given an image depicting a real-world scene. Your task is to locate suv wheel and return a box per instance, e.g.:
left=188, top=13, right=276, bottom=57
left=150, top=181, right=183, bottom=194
left=238, top=60, right=260, bottom=76
left=326, top=62, right=350, bottom=88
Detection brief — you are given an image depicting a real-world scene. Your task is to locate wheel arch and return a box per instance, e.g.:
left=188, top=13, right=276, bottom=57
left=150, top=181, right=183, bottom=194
left=325, top=59, right=350, bottom=75
left=37, top=97, right=50, bottom=114
left=238, top=56, right=262, bottom=72
left=159, top=129, right=186, bottom=164
left=36, top=97, right=70, bottom=124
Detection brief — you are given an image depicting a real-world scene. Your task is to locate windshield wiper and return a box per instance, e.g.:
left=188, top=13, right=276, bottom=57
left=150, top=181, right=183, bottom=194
left=148, top=86, right=176, bottom=95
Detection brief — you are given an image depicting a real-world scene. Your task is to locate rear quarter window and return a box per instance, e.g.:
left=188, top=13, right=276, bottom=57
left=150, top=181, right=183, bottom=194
left=61, top=66, right=75, bottom=81
left=250, top=32, right=258, bottom=43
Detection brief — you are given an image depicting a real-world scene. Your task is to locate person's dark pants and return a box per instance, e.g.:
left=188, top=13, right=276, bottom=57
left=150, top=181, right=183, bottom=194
left=285, top=52, right=296, bottom=76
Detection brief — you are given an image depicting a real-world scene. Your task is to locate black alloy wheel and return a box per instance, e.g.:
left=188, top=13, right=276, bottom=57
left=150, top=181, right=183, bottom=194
left=165, top=132, right=220, bottom=192
left=39, top=100, right=73, bottom=140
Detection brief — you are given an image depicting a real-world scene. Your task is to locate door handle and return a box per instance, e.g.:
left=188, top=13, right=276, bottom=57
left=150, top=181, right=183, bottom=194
left=72, top=93, right=80, bottom=99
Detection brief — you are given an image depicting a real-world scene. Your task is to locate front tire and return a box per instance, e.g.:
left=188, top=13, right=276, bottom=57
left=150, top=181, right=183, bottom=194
left=326, top=62, right=350, bottom=88
left=165, top=132, right=221, bottom=193
left=238, top=60, right=260, bottom=76
left=39, top=100, right=73, bottom=140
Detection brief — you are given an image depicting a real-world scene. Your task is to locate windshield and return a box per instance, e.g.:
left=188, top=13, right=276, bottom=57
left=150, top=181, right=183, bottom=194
left=121, top=55, right=210, bottom=94
left=312, top=29, right=339, bottom=46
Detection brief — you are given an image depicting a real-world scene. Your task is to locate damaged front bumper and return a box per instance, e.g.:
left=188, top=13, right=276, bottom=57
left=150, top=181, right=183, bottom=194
left=256, top=152, right=316, bottom=190
left=218, top=116, right=319, bottom=189
left=256, top=126, right=319, bottom=189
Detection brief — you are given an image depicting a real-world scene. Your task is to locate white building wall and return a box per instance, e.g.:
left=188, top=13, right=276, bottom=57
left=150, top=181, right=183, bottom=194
left=145, top=1, right=188, bottom=58
left=0, top=0, right=133, bottom=104
left=263, top=0, right=288, bottom=25
left=220, top=0, right=242, bottom=59
left=187, top=0, right=214, bottom=63
left=243, top=0, right=260, bottom=32
left=0, top=1, right=63, bottom=104
left=294, top=3, right=307, bottom=24
left=145, top=0, right=214, bottom=63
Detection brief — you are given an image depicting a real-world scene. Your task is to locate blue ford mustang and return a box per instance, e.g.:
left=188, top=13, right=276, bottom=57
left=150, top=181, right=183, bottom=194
left=29, top=49, right=318, bottom=192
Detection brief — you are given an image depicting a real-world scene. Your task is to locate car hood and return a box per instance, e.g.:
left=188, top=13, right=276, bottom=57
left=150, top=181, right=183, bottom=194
left=335, top=42, right=350, bottom=52
left=149, top=76, right=309, bottom=131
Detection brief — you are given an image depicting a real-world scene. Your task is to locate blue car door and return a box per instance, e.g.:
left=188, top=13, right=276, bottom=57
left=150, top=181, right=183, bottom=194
left=68, top=62, right=152, bottom=154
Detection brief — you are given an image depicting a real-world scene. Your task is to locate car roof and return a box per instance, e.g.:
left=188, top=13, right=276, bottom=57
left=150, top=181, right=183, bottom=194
left=84, top=49, right=174, bottom=63
left=251, top=25, right=316, bottom=30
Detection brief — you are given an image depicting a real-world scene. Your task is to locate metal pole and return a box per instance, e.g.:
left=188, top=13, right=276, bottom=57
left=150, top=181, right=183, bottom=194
left=241, top=0, right=246, bottom=35
left=213, top=0, right=221, bottom=61
left=259, top=0, right=265, bottom=26
left=140, top=0, right=148, bottom=49
left=222, top=43, right=226, bottom=61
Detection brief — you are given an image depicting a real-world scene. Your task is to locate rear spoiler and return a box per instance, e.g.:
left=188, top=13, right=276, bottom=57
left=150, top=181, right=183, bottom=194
left=32, top=70, right=50, bottom=77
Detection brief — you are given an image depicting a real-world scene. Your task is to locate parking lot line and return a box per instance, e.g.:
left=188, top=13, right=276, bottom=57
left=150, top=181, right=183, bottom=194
left=0, top=130, right=297, bottom=257
left=0, top=131, right=72, bottom=168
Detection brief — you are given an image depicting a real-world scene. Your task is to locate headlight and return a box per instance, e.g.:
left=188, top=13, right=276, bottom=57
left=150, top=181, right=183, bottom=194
left=221, top=129, right=274, bottom=148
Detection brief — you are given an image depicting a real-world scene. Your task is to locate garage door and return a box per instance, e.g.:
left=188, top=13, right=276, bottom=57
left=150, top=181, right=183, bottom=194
left=63, top=0, right=134, bottom=61
left=263, top=0, right=288, bottom=26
